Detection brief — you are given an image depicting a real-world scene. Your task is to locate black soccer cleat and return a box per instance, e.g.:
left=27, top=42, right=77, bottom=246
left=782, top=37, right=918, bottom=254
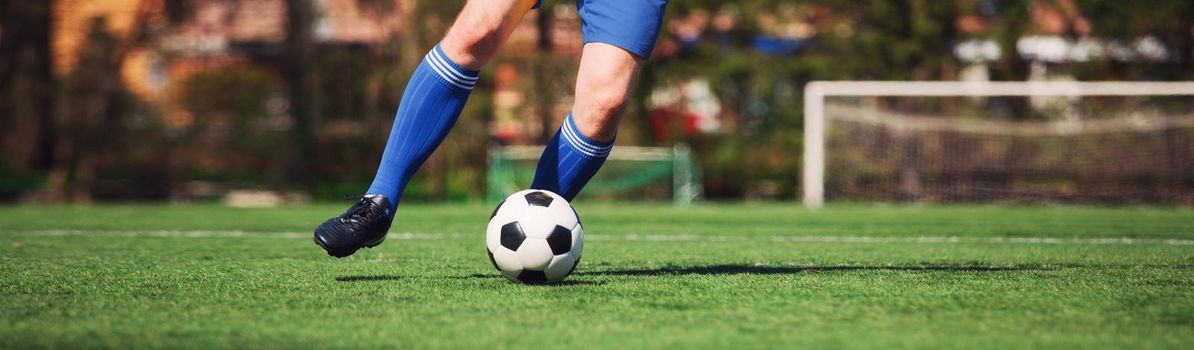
left=313, top=195, right=393, bottom=258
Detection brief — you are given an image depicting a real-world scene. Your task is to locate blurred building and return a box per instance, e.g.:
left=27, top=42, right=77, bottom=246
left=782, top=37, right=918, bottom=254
left=53, top=0, right=410, bottom=126
left=50, top=0, right=591, bottom=142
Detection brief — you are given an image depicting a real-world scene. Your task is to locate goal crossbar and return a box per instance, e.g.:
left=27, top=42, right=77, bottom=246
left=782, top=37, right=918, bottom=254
left=802, top=81, right=1194, bottom=208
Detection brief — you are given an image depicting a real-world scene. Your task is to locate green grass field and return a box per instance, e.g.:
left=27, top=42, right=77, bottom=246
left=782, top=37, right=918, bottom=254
left=2, top=203, right=1193, bottom=349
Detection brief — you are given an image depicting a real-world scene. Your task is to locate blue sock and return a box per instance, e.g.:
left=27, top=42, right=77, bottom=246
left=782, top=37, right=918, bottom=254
left=531, top=113, right=613, bottom=201
left=366, top=44, right=479, bottom=215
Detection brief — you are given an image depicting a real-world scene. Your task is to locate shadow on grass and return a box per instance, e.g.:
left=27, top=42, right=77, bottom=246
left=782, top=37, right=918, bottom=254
left=532, top=280, right=606, bottom=286
left=464, top=274, right=607, bottom=286
left=336, top=275, right=402, bottom=282
left=577, top=263, right=1042, bottom=277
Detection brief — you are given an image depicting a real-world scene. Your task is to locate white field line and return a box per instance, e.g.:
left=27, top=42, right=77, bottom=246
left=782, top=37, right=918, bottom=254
left=9, top=230, right=1194, bottom=246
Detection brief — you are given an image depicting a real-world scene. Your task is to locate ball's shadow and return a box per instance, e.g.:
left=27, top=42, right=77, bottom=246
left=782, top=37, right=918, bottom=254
left=465, top=273, right=606, bottom=286
left=463, top=262, right=1030, bottom=286
left=333, top=273, right=603, bottom=286
left=344, top=263, right=1045, bottom=285
left=577, top=263, right=1038, bottom=276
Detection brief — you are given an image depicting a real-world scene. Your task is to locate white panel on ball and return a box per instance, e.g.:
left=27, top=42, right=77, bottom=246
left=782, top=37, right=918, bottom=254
left=485, top=220, right=504, bottom=253
left=490, top=246, right=523, bottom=274
left=544, top=253, right=578, bottom=281
left=549, top=205, right=579, bottom=230
left=571, top=225, right=584, bottom=255
left=490, top=196, right=527, bottom=225
left=517, top=206, right=558, bottom=239
left=516, top=238, right=554, bottom=271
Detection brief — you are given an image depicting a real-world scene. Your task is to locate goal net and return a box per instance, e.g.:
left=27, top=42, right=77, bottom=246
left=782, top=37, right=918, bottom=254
left=803, top=81, right=1194, bottom=207
left=488, top=144, right=701, bottom=204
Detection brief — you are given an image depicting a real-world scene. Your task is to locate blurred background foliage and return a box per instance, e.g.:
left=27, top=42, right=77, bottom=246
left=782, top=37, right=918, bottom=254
left=0, top=0, right=1191, bottom=203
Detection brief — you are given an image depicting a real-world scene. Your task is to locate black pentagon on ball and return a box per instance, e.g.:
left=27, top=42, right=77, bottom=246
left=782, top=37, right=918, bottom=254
left=546, top=225, right=572, bottom=255
left=489, top=199, right=505, bottom=219
left=524, top=191, right=554, bottom=207
left=516, top=270, right=549, bottom=284
left=500, top=222, right=525, bottom=251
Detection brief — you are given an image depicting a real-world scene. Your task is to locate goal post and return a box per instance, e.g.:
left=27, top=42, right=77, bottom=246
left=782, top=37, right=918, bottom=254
left=803, top=81, right=1194, bottom=208
left=488, top=144, right=701, bottom=205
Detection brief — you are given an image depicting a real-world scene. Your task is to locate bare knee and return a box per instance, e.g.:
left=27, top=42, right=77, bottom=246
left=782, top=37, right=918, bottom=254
left=440, top=22, right=502, bottom=69
left=572, top=43, right=641, bottom=142
left=572, top=84, right=630, bottom=142
left=440, top=0, right=533, bottom=69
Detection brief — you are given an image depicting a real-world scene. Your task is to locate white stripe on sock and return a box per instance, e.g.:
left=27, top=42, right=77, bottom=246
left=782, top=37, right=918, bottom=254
left=567, top=119, right=612, bottom=156
left=429, top=48, right=478, bottom=82
left=561, top=126, right=596, bottom=155
left=562, top=123, right=604, bottom=156
left=560, top=117, right=611, bottom=157
left=425, top=52, right=474, bottom=90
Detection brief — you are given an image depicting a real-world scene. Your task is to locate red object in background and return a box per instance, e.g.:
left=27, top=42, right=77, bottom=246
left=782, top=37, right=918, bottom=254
left=492, top=123, right=521, bottom=145
left=681, top=111, right=702, bottom=135
left=649, top=107, right=703, bottom=142
left=648, top=108, right=675, bottom=141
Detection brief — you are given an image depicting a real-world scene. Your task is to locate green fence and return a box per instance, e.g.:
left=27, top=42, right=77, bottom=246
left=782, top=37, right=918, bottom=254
left=487, top=144, right=701, bottom=205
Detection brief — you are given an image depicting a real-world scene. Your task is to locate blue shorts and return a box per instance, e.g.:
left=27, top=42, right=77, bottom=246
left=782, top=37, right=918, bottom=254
left=533, top=0, right=669, bottom=58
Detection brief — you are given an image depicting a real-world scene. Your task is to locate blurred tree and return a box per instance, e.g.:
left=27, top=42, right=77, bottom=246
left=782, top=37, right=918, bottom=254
left=1077, top=0, right=1194, bottom=79
left=47, top=18, right=125, bottom=202
left=534, top=6, right=555, bottom=143
left=45, top=0, right=159, bottom=202
left=285, top=0, right=318, bottom=193
left=0, top=0, right=55, bottom=186
left=174, top=67, right=287, bottom=188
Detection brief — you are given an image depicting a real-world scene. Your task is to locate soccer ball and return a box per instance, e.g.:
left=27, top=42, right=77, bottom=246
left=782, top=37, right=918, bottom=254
left=486, top=189, right=583, bottom=284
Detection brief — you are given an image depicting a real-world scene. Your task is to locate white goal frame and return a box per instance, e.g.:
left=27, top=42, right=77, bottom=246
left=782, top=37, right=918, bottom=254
left=802, top=81, right=1194, bottom=208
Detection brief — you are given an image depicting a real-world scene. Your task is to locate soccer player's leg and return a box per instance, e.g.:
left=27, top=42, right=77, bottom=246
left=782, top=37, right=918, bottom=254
left=530, top=0, right=669, bottom=201
left=315, top=0, right=539, bottom=258
left=530, top=43, right=639, bottom=200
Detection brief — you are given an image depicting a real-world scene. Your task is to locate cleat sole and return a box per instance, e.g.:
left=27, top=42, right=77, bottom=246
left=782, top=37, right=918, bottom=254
left=363, top=236, right=385, bottom=249
left=313, top=234, right=359, bottom=258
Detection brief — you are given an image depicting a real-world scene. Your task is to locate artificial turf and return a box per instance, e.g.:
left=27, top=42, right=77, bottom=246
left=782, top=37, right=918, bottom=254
left=2, top=203, right=1192, bottom=349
